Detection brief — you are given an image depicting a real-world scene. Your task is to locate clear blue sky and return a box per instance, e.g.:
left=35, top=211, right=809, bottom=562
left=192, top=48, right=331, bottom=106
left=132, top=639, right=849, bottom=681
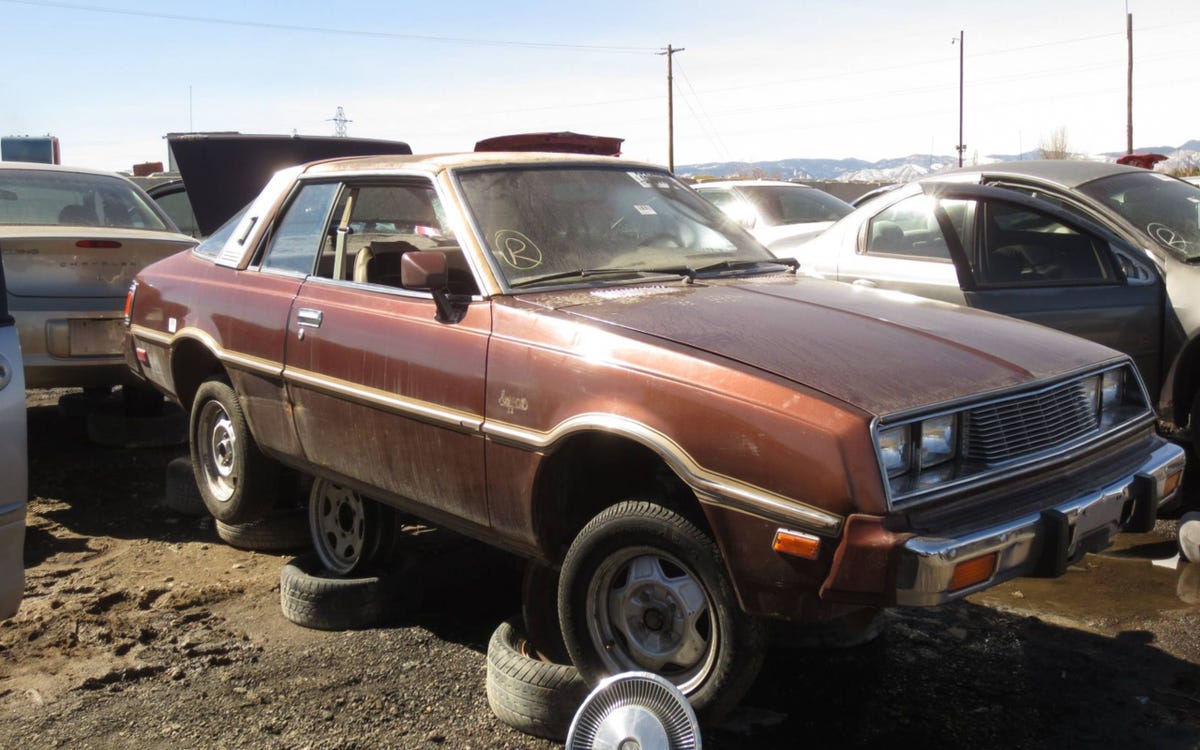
left=1, top=0, right=1197, bottom=171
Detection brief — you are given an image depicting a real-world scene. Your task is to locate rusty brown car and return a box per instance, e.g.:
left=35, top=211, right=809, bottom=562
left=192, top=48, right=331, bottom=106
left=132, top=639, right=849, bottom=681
left=123, top=152, right=1186, bottom=720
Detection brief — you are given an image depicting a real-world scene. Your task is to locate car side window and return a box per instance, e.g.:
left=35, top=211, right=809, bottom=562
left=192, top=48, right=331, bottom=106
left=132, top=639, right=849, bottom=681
left=864, top=195, right=966, bottom=261
left=313, top=183, right=479, bottom=296
left=260, top=183, right=339, bottom=275
left=972, top=200, right=1116, bottom=287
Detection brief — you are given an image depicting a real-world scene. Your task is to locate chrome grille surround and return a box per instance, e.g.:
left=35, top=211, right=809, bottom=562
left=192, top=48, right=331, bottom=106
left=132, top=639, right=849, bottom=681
left=875, top=362, right=1154, bottom=510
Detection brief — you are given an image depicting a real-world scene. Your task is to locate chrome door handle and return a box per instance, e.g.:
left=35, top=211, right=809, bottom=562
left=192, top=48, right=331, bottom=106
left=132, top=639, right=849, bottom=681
left=297, top=309, right=324, bottom=328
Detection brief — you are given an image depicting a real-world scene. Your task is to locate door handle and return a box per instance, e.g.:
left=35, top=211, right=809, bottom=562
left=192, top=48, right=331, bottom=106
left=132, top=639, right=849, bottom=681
left=851, top=278, right=877, bottom=288
left=297, top=309, right=324, bottom=328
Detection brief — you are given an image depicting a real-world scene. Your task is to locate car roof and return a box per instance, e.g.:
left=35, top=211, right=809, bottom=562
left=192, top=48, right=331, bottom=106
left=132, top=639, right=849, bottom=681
left=299, top=151, right=663, bottom=176
left=694, top=180, right=813, bottom=189
left=938, top=159, right=1152, bottom=188
left=0, top=161, right=137, bottom=180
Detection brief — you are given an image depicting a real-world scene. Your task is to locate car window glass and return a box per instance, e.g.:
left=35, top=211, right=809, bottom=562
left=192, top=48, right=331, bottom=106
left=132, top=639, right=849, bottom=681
left=260, top=182, right=339, bottom=275
left=698, top=188, right=755, bottom=228
left=739, top=185, right=852, bottom=225
left=864, top=195, right=964, bottom=261
left=313, top=183, right=478, bottom=295
left=1076, top=172, right=1200, bottom=260
left=0, top=168, right=169, bottom=231
left=154, top=188, right=200, bottom=238
left=973, top=200, right=1114, bottom=287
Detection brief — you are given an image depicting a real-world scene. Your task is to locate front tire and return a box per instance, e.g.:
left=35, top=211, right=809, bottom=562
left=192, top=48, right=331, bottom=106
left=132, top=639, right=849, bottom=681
left=557, top=499, right=766, bottom=722
left=189, top=378, right=279, bottom=524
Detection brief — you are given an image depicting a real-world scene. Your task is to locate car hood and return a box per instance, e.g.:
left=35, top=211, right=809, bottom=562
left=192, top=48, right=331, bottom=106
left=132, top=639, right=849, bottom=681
left=168, top=133, right=413, bottom=236
left=526, top=275, right=1122, bottom=416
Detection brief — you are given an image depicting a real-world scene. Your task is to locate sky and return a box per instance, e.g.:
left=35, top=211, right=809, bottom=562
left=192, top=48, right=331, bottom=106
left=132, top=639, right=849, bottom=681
left=1, top=0, right=1197, bottom=172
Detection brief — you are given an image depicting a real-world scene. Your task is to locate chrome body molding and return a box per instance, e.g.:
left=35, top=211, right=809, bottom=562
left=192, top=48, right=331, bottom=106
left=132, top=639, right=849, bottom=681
left=130, top=325, right=281, bottom=378
left=134, top=325, right=843, bottom=535
left=484, top=413, right=845, bottom=536
left=284, top=366, right=484, bottom=433
left=894, top=440, right=1186, bottom=606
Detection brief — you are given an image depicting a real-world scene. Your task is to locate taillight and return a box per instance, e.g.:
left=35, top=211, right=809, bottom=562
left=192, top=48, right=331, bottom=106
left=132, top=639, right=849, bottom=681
left=77, top=240, right=122, bottom=249
left=124, top=280, right=138, bottom=325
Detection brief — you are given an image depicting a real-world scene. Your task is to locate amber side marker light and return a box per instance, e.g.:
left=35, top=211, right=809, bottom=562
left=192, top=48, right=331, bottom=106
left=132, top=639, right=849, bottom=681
left=772, top=529, right=821, bottom=560
left=949, top=552, right=998, bottom=592
left=1164, top=469, right=1183, bottom=499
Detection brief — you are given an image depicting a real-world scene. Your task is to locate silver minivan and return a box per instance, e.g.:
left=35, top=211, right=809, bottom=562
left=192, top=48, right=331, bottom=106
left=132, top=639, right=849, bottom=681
left=0, top=253, right=26, bottom=618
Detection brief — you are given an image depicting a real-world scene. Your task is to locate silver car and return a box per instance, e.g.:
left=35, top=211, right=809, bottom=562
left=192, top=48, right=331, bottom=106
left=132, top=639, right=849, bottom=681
left=693, top=180, right=853, bottom=249
left=0, top=163, right=194, bottom=411
left=0, top=253, right=26, bottom=619
left=784, top=160, right=1200, bottom=443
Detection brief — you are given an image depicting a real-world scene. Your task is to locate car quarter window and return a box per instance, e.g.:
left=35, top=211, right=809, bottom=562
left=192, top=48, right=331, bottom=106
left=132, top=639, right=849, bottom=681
left=310, top=182, right=479, bottom=296
left=972, top=200, right=1116, bottom=287
left=864, top=195, right=966, bottom=261
left=260, top=182, right=340, bottom=275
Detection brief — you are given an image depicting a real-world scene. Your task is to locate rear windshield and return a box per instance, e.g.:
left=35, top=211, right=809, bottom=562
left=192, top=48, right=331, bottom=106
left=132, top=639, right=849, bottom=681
left=0, top=168, right=170, bottom=231
left=1076, top=172, right=1200, bottom=260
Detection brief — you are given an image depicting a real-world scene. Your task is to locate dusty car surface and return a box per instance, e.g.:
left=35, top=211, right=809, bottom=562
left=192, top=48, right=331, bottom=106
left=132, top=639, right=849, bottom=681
left=694, top=179, right=853, bottom=248
left=784, top=161, right=1200, bottom=443
left=0, top=162, right=194, bottom=411
left=124, top=151, right=1186, bottom=719
left=0, top=254, right=26, bottom=619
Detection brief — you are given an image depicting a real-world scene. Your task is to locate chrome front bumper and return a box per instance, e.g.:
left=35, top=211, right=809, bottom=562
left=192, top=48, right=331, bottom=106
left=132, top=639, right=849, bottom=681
left=895, top=441, right=1187, bottom=606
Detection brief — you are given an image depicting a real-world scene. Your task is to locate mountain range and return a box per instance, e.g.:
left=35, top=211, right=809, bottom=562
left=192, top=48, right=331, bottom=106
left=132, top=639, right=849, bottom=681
left=677, top=139, right=1200, bottom=182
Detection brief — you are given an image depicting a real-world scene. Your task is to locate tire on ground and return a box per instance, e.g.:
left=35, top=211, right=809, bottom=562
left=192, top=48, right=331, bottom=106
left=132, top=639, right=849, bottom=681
left=189, top=378, right=279, bottom=524
left=486, top=617, right=588, bottom=742
left=163, top=456, right=207, bottom=516
left=217, top=506, right=310, bottom=552
left=520, top=559, right=571, bottom=665
left=557, top=499, right=767, bottom=723
left=279, top=555, right=401, bottom=631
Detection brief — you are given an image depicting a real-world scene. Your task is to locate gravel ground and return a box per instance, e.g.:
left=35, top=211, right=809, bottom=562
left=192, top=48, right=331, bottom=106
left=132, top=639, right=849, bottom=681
left=2, top=391, right=1199, bottom=749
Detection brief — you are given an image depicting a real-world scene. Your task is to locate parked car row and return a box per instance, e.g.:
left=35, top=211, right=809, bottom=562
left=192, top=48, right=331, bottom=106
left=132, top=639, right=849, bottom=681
left=122, top=150, right=1185, bottom=724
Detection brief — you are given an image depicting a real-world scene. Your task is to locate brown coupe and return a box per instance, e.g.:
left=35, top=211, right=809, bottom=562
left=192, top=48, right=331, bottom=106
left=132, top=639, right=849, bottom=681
left=124, top=152, right=1185, bottom=719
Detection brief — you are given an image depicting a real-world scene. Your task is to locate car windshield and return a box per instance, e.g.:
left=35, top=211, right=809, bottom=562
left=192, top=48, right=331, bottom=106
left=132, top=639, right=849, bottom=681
left=736, top=185, right=853, bottom=225
left=456, top=166, right=775, bottom=288
left=1076, top=172, right=1200, bottom=260
left=0, top=168, right=170, bottom=231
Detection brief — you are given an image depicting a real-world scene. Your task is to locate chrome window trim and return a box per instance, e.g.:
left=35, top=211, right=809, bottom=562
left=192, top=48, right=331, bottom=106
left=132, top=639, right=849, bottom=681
left=873, top=362, right=1155, bottom=511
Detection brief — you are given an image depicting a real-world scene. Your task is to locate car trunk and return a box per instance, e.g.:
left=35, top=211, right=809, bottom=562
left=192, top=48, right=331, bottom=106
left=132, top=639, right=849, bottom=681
left=1, top=228, right=194, bottom=298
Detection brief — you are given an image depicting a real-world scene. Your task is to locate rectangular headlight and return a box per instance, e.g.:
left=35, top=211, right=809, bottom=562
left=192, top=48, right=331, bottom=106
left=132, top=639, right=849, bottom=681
left=1100, top=369, right=1124, bottom=410
left=920, top=414, right=956, bottom=468
left=878, top=424, right=911, bottom=478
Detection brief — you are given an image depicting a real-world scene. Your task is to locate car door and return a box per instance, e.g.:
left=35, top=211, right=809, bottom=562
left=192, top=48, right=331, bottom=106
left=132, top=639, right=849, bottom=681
left=0, top=253, right=26, bottom=619
left=282, top=179, right=492, bottom=527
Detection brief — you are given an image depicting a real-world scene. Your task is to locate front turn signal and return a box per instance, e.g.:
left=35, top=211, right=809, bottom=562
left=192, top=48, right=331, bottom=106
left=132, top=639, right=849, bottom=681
left=772, top=529, right=821, bottom=560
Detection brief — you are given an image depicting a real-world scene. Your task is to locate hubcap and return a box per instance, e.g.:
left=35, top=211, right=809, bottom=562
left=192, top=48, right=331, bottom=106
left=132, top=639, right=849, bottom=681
left=309, top=479, right=366, bottom=574
left=587, top=549, right=717, bottom=694
left=197, top=401, right=237, bottom=502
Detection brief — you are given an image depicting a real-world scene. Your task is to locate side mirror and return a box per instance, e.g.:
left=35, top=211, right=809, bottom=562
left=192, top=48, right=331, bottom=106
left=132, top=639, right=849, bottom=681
left=401, top=251, right=448, bottom=289
left=401, top=251, right=463, bottom=323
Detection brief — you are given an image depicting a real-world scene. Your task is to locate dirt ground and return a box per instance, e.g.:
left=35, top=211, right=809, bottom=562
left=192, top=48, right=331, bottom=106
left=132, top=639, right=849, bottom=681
left=2, top=390, right=1200, bottom=749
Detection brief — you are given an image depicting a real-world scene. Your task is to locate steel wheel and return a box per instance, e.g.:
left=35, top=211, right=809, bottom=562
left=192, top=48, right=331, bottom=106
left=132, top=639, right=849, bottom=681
left=196, top=400, right=237, bottom=503
left=309, top=479, right=368, bottom=575
left=188, top=378, right=279, bottom=524
left=586, top=547, right=717, bottom=694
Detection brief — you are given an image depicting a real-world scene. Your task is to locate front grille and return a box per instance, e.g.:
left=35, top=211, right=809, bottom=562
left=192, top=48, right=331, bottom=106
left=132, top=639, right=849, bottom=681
left=963, top=380, right=1097, bottom=463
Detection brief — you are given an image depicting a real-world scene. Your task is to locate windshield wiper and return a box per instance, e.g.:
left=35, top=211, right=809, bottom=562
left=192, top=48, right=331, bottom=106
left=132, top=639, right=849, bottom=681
left=509, top=266, right=696, bottom=288
left=691, top=258, right=799, bottom=276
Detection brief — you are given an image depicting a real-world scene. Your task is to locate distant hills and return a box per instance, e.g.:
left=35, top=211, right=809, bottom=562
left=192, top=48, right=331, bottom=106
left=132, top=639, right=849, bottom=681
left=677, top=139, right=1200, bottom=182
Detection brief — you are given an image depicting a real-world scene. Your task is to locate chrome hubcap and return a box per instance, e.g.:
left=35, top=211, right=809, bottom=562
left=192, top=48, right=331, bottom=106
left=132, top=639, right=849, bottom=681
left=198, top=401, right=236, bottom=502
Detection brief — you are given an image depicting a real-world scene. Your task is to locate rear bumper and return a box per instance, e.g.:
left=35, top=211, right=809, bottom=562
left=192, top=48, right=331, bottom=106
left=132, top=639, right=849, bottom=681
left=894, top=441, right=1186, bottom=606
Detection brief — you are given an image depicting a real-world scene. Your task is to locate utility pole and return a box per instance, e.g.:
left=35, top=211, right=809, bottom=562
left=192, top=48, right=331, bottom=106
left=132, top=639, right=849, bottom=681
left=955, top=30, right=965, bottom=168
left=658, top=44, right=684, bottom=172
left=1127, top=11, right=1133, bottom=154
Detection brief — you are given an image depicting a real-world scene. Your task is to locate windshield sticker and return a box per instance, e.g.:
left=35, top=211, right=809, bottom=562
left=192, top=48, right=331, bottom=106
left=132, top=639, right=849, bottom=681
left=627, top=171, right=673, bottom=190
left=493, top=229, right=544, bottom=270
left=633, top=204, right=657, bottom=216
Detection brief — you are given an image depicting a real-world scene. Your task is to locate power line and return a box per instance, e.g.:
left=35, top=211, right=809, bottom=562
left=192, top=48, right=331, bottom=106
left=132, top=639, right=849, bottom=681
left=673, top=58, right=733, bottom=163
left=0, top=0, right=658, bottom=53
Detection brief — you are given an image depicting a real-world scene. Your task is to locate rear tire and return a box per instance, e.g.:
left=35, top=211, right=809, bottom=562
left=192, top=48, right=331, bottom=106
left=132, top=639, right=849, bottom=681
left=189, top=378, right=279, bottom=524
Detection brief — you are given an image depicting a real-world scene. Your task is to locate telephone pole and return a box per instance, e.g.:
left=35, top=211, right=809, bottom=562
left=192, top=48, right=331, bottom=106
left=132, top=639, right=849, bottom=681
left=1126, top=11, right=1133, bottom=154
left=658, top=44, right=685, bottom=172
left=954, top=30, right=965, bottom=168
